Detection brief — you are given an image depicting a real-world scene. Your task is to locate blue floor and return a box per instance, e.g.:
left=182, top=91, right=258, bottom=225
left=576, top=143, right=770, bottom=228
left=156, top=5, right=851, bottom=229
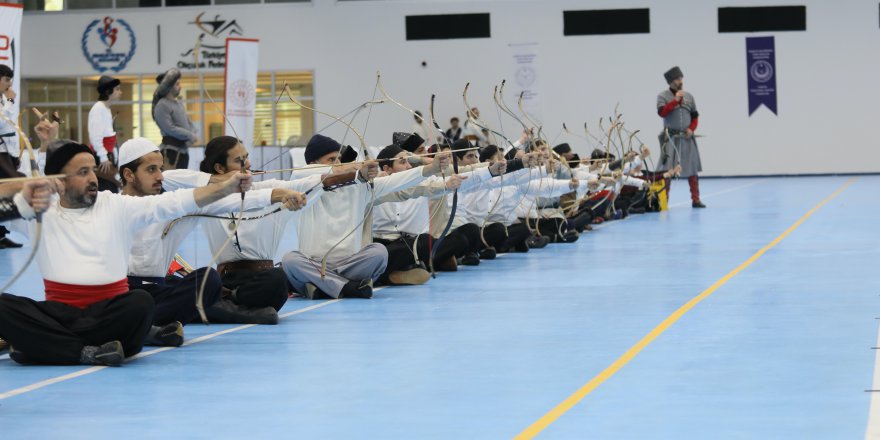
left=0, top=176, right=877, bottom=439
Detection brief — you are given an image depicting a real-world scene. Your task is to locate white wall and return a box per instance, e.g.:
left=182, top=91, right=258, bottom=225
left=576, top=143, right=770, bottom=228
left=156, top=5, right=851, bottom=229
left=18, top=0, right=880, bottom=176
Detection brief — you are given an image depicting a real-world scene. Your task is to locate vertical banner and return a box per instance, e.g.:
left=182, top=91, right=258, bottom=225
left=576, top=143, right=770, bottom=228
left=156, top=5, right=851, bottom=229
left=508, top=43, right=542, bottom=126
left=746, top=36, right=778, bottom=116
left=0, top=4, right=22, bottom=160
left=224, top=38, right=259, bottom=151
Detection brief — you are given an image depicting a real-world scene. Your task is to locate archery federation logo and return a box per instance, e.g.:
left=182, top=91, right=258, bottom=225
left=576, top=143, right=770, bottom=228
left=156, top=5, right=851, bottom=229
left=749, top=60, right=774, bottom=83
left=81, top=17, right=136, bottom=73
left=179, top=12, right=244, bottom=69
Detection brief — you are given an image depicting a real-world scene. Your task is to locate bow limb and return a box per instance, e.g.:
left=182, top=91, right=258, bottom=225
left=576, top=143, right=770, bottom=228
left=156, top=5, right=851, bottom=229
left=0, top=111, right=43, bottom=294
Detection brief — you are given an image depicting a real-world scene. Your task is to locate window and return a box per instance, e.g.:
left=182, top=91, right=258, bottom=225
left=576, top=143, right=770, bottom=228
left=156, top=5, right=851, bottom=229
left=21, top=71, right=315, bottom=163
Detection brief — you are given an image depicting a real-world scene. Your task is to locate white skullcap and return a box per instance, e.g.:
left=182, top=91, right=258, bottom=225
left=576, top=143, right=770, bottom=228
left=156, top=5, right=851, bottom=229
left=118, top=137, right=160, bottom=167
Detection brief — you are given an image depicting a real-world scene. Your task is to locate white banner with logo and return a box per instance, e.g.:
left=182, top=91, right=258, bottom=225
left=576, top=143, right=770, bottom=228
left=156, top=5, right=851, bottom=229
left=224, top=38, right=259, bottom=150
left=508, top=42, right=542, bottom=127
left=0, top=4, right=22, bottom=159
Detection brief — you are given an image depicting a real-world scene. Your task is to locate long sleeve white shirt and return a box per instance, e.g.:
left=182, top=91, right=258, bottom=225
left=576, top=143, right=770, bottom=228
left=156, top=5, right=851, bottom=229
left=8, top=189, right=199, bottom=286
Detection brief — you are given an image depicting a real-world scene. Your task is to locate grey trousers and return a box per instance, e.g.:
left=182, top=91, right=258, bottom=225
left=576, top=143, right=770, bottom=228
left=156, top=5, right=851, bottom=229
left=281, top=243, right=388, bottom=298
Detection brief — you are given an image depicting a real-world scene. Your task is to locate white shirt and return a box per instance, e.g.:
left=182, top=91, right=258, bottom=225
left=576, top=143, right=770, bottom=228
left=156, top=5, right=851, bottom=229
left=297, top=166, right=428, bottom=261
left=9, top=189, right=198, bottom=286
left=128, top=189, right=274, bottom=277
left=88, top=101, right=115, bottom=163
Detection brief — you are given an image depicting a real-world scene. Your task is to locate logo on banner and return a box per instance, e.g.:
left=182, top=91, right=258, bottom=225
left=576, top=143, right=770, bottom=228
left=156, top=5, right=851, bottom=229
left=81, top=17, right=136, bottom=73
left=749, top=60, right=774, bottom=83
left=227, top=79, right=255, bottom=114
left=746, top=36, right=778, bottom=116
left=515, top=66, right=537, bottom=88
left=178, top=12, right=244, bottom=70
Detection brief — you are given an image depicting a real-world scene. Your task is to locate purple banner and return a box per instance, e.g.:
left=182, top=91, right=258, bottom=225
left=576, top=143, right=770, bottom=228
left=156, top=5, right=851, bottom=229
left=746, top=36, right=778, bottom=116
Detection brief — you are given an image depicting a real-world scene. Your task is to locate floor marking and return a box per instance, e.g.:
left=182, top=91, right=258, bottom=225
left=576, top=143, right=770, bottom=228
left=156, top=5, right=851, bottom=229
left=0, top=298, right=346, bottom=400
left=668, top=179, right=766, bottom=208
left=514, top=178, right=856, bottom=439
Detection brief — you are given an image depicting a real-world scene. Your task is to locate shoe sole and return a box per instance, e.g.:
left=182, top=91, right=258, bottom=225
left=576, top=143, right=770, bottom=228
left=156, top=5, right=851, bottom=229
left=389, top=268, right=431, bottom=285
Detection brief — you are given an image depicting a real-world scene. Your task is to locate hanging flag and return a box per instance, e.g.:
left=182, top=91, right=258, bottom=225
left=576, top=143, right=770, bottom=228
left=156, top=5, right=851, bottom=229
left=224, top=38, right=259, bottom=151
left=746, top=36, right=778, bottom=116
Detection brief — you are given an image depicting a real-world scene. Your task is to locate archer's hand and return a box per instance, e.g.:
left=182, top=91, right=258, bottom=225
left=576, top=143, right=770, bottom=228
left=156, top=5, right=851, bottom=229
left=218, top=171, right=252, bottom=196
left=488, top=160, right=507, bottom=177
left=359, top=160, right=379, bottom=181
left=272, top=189, right=306, bottom=211
left=685, top=128, right=694, bottom=138
left=640, top=145, right=651, bottom=157
left=569, top=178, right=580, bottom=191
left=22, top=178, right=55, bottom=213
left=427, top=151, right=451, bottom=176
left=445, top=174, right=467, bottom=190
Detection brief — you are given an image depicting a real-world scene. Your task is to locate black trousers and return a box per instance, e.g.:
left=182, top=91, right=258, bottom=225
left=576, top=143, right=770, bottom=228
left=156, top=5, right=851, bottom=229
left=221, top=267, right=289, bottom=311
left=499, top=223, right=531, bottom=250
left=452, top=223, right=482, bottom=255
left=522, top=217, right=568, bottom=240
left=0, top=291, right=154, bottom=365
left=480, top=222, right=507, bottom=249
left=130, top=268, right=223, bottom=326
left=375, top=232, right=468, bottom=282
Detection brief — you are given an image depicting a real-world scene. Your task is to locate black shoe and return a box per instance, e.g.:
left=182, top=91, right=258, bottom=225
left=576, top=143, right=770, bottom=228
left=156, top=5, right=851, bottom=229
left=0, top=236, right=22, bottom=249
left=627, top=207, right=646, bottom=215
left=526, top=235, right=549, bottom=249
left=145, top=321, right=184, bottom=347
left=458, top=252, right=480, bottom=266
left=561, top=230, right=579, bottom=243
left=9, top=345, right=30, bottom=364
left=513, top=241, right=530, bottom=253
left=303, top=283, right=334, bottom=301
left=340, top=279, right=373, bottom=299
left=80, top=341, right=125, bottom=367
left=479, top=247, right=497, bottom=260
left=692, top=201, right=707, bottom=208
left=206, top=298, right=279, bottom=324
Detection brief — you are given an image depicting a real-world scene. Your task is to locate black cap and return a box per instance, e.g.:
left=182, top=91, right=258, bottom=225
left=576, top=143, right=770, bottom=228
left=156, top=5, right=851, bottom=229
left=664, top=66, right=683, bottom=84
left=552, top=143, right=572, bottom=155
left=97, top=75, right=121, bottom=95
left=304, top=134, right=341, bottom=164
left=45, top=142, right=97, bottom=175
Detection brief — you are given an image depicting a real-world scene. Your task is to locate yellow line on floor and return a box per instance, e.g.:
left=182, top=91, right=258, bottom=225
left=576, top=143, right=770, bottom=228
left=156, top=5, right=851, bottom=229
left=514, top=178, right=857, bottom=439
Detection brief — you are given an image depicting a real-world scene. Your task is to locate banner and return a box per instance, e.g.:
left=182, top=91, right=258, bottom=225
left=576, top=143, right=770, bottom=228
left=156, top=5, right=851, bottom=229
left=508, top=43, right=542, bottom=128
left=224, top=38, right=259, bottom=151
left=746, top=36, right=778, bottom=116
left=0, top=3, right=21, bottom=159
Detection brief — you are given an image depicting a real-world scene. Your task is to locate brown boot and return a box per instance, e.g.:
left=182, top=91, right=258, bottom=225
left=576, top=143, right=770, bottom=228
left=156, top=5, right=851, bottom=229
left=433, top=256, right=458, bottom=272
left=389, top=266, right=431, bottom=285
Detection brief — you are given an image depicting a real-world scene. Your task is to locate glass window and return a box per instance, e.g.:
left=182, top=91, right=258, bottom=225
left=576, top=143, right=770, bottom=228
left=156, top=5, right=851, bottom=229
left=164, top=0, right=211, bottom=6
left=24, top=78, right=78, bottom=104
left=215, top=0, right=261, bottom=4
left=23, top=0, right=63, bottom=11
left=66, top=0, right=112, bottom=9
left=115, top=0, right=161, bottom=7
